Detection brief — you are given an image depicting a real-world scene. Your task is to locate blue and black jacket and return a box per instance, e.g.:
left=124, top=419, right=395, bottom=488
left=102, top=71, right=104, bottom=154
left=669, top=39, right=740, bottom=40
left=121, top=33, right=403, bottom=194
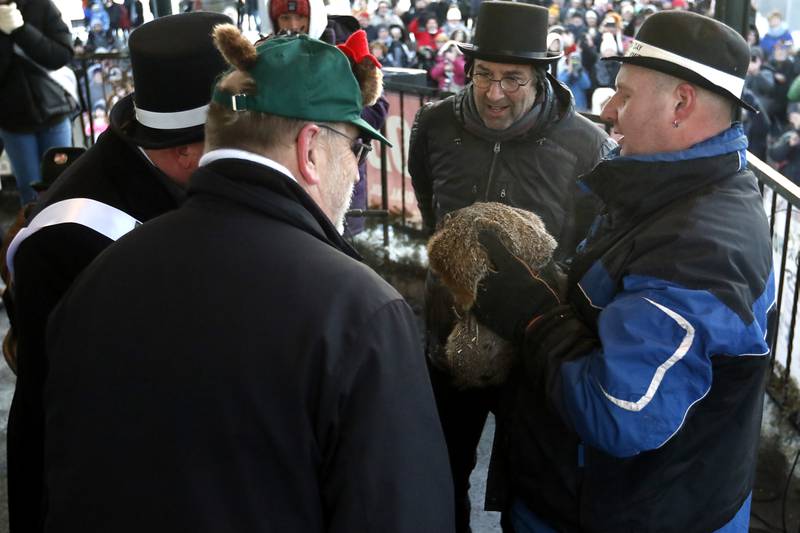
left=507, top=125, right=776, bottom=532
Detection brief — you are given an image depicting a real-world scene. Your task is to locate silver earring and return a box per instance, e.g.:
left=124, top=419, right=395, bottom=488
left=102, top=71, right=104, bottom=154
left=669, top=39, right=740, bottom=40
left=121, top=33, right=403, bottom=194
left=673, top=120, right=680, bottom=128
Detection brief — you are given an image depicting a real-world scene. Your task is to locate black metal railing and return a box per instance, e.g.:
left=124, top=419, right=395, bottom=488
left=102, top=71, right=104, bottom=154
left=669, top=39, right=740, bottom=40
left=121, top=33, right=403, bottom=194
left=751, top=155, right=800, bottom=428
left=71, top=51, right=132, bottom=148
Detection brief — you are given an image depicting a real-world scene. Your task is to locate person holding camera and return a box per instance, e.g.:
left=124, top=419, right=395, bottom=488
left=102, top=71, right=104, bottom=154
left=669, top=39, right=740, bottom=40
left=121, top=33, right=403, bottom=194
left=430, top=40, right=466, bottom=92
left=769, top=102, right=800, bottom=184
left=557, top=45, right=592, bottom=111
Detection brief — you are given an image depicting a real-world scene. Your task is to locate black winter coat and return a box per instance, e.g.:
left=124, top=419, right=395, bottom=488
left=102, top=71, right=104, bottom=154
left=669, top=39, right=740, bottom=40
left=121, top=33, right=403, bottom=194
left=409, top=74, right=612, bottom=260
left=43, top=157, right=455, bottom=532
left=0, top=0, right=74, bottom=132
left=7, top=128, right=180, bottom=533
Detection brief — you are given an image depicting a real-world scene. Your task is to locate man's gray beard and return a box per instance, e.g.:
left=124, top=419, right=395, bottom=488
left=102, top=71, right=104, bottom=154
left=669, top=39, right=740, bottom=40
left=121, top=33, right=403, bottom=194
left=332, top=182, right=356, bottom=235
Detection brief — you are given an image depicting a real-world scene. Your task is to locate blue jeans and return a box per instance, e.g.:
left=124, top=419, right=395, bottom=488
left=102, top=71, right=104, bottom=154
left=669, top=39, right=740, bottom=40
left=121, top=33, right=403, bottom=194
left=0, top=117, right=73, bottom=205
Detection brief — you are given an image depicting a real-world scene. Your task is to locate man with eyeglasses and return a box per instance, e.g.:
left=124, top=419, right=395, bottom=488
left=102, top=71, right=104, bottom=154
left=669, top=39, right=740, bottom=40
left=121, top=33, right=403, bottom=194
left=41, top=31, right=455, bottom=532
left=408, top=2, right=613, bottom=531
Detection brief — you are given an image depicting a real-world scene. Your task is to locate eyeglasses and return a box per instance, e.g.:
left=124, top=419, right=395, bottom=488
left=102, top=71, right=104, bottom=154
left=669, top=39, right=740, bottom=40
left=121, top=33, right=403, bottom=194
left=315, top=124, right=373, bottom=166
left=471, top=73, right=531, bottom=93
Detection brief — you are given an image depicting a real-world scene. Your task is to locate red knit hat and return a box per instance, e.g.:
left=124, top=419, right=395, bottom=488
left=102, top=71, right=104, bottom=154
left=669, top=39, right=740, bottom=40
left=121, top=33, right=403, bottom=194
left=270, top=0, right=310, bottom=22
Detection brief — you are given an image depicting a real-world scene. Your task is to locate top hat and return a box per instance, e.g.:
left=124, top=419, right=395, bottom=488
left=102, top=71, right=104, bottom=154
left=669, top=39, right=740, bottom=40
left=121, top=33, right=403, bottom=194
left=110, top=12, right=231, bottom=149
left=603, top=11, right=756, bottom=112
left=458, top=2, right=561, bottom=64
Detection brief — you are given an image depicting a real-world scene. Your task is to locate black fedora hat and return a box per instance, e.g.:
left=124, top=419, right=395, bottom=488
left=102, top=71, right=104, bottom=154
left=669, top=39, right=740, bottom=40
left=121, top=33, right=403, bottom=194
left=603, top=11, right=756, bottom=112
left=110, top=12, right=231, bottom=149
left=458, top=2, right=561, bottom=64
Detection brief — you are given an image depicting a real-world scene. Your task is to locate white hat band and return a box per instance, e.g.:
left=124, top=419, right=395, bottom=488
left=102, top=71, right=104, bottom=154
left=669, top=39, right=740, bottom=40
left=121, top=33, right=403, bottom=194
left=625, top=39, right=745, bottom=98
left=134, top=104, right=209, bottom=130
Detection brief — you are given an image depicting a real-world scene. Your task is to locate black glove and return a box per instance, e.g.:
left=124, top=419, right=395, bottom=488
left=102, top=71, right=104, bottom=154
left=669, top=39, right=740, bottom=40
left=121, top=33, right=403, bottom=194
left=522, top=304, right=600, bottom=421
left=473, top=230, right=563, bottom=343
left=526, top=305, right=599, bottom=364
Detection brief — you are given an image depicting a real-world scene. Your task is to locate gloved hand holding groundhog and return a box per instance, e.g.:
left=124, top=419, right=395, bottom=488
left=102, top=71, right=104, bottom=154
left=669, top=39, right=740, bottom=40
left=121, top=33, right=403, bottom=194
left=473, top=230, right=565, bottom=342
left=426, top=202, right=564, bottom=388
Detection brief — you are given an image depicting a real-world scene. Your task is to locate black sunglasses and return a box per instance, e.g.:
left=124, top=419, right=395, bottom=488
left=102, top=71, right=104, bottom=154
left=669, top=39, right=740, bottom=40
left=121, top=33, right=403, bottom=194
left=316, top=124, right=373, bottom=166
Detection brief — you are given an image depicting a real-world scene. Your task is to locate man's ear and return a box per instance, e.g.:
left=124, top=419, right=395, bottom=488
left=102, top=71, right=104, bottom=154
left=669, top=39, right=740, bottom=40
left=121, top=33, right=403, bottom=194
left=673, top=82, right=698, bottom=124
left=174, top=142, right=204, bottom=170
left=296, top=124, right=324, bottom=187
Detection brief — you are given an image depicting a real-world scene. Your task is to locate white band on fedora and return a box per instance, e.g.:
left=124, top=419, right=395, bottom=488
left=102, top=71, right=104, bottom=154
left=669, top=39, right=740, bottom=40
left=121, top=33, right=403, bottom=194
left=134, top=104, right=209, bottom=130
left=626, top=39, right=745, bottom=98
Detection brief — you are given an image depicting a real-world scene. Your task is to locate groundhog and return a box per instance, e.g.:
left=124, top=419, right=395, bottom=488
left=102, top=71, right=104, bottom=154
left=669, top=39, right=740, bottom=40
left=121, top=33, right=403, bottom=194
left=427, top=202, right=557, bottom=388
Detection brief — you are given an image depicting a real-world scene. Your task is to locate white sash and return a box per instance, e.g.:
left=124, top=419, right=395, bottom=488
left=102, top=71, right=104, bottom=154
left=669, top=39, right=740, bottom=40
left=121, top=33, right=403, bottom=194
left=6, top=198, right=141, bottom=279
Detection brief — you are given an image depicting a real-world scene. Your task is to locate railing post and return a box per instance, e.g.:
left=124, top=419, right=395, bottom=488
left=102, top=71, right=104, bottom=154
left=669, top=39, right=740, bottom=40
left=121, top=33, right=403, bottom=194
left=400, top=90, right=406, bottom=227
left=81, top=56, right=95, bottom=146
left=380, top=122, right=389, bottom=248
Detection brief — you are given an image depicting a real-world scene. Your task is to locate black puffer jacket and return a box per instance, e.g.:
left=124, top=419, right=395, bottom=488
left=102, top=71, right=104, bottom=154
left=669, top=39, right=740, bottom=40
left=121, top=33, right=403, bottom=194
left=0, top=0, right=74, bottom=132
left=409, top=73, right=613, bottom=260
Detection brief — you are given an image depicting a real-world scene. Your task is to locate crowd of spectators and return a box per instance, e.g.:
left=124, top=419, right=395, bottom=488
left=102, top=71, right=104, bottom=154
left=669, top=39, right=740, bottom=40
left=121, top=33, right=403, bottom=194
left=44, top=0, right=800, bottom=184
left=354, top=0, right=800, bottom=183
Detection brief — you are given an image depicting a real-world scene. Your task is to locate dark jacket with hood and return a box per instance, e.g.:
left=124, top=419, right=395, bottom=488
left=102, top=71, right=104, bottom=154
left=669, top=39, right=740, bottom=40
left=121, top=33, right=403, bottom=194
left=43, top=156, right=455, bottom=533
left=509, top=125, right=774, bottom=532
left=0, top=0, right=74, bottom=132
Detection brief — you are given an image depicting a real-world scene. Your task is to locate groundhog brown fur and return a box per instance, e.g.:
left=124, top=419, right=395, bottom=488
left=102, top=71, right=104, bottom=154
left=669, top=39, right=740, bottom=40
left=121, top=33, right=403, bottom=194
left=427, top=202, right=557, bottom=388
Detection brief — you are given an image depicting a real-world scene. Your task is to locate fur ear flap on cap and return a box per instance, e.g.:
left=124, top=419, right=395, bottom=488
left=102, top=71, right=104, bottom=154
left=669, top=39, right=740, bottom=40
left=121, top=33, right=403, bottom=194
left=352, top=60, right=383, bottom=107
left=213, top=24, right=258, bottom=72
left=337, top=29, right=384, bottom=107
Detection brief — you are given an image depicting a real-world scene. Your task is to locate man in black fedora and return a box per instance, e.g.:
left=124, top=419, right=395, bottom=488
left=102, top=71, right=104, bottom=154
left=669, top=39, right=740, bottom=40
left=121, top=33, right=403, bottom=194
left=408, top=1, right=613, bottom=530
left=474, top=10, right=774, bottom=532
left=4, top=12, right=230, bottom=533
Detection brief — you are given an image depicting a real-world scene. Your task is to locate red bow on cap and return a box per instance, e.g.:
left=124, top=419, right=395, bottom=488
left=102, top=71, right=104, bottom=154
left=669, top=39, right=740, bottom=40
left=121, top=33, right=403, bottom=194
left=337, top=30, right=382, bottom=68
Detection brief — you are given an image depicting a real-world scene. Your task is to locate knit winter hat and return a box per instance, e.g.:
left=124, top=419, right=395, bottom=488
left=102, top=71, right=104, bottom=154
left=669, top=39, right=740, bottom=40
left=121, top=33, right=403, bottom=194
left=270, top=0, right=310, bottom=23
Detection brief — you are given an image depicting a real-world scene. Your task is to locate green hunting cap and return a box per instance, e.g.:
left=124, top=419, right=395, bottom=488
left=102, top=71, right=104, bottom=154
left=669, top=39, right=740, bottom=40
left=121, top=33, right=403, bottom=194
left=212, top=34, right=390, bottom=146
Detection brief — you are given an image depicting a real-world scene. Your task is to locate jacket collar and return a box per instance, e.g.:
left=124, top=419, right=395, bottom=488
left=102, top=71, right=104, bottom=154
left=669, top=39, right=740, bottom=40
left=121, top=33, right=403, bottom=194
left=187, top=157, right=362, bottom=261
left=580, top=124, right=748, bottom=218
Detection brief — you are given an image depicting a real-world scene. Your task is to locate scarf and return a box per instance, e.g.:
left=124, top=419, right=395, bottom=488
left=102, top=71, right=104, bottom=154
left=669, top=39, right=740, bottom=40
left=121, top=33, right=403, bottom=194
left=458, top=75, right=555, bottom=142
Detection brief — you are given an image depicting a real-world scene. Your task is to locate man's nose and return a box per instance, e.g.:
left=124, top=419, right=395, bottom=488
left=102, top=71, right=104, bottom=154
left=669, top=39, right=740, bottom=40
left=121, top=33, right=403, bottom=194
left=487, top=80, right=505, bottom=100
left=600, top=94, right=618, bottom=123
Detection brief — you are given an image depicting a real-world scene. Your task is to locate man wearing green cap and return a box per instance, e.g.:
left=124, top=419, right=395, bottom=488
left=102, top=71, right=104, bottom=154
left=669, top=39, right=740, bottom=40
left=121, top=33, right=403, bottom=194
left=41, top=32, right=455, bottom=532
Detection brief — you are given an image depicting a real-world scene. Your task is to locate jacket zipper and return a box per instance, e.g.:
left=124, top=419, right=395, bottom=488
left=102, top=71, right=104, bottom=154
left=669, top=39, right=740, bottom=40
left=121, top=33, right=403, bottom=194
left=484, top=141, right=502, bottom=201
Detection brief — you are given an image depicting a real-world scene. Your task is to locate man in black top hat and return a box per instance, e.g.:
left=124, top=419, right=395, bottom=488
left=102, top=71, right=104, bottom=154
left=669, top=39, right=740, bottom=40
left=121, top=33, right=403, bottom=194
left=4, top=12, right=230, bottom=533
left=408, top=2, right=613, bottom=530
left=474, top=10, right=774, bottom=532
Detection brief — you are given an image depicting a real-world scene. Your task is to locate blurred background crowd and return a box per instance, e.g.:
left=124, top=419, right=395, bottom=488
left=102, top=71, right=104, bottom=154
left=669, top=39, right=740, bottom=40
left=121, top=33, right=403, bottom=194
left=5, top=0, right=800, bottom=183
